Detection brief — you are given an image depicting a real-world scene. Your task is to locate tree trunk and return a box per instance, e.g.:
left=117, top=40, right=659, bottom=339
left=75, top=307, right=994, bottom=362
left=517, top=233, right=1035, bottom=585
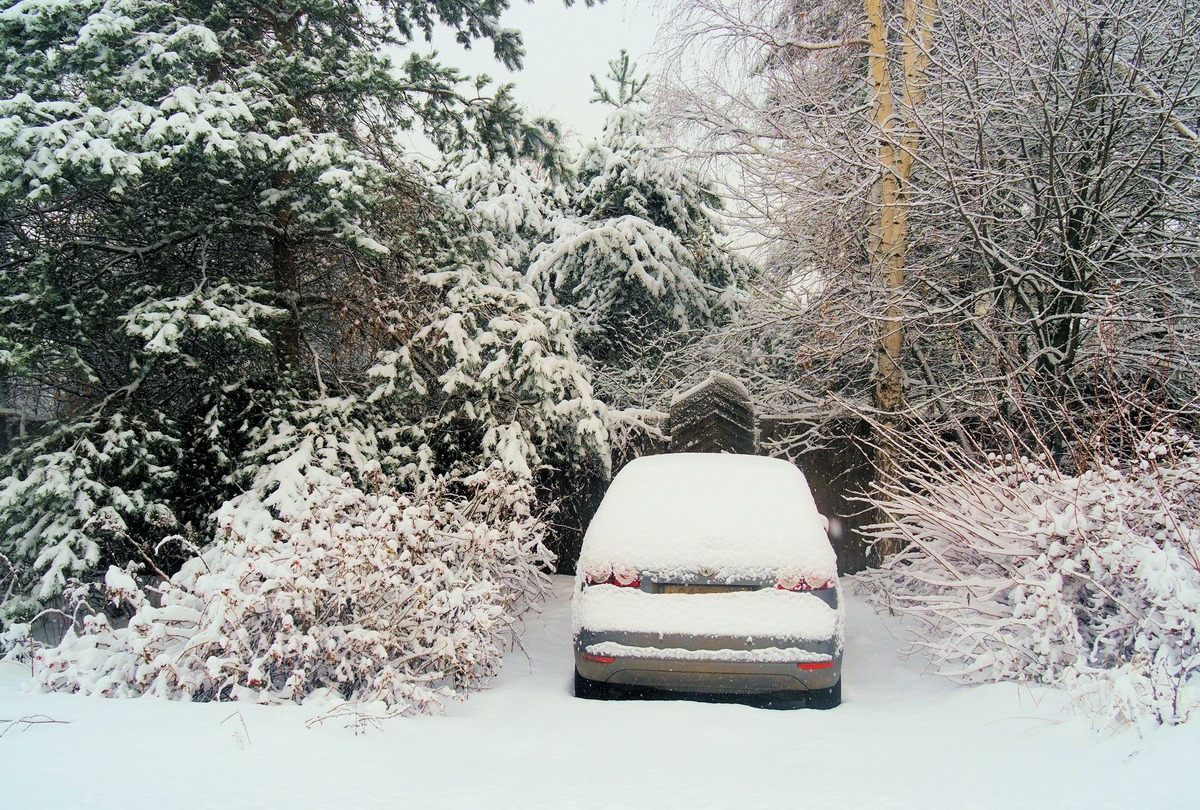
left=865, top=0, right=936, bottom=559
left=271, top=10, right=304, bottom=374
left=272, top=170, right=300, bottom=373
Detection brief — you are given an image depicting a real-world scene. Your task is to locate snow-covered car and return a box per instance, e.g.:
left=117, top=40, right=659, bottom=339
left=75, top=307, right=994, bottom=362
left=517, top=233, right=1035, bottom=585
left=572, top=453, right=844, bottom=709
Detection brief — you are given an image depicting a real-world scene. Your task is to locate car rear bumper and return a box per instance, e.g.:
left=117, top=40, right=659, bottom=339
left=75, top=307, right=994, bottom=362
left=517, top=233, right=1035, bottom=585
left=574, top=630, right=842, bottom=693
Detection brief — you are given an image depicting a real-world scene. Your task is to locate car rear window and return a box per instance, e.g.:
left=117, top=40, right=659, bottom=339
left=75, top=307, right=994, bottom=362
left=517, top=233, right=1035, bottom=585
left=577, top=453, right=837, bottom=582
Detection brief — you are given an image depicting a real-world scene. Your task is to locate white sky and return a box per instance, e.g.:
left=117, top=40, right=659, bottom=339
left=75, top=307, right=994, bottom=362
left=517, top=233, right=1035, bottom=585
left=426, top=0, right=667, bottom=144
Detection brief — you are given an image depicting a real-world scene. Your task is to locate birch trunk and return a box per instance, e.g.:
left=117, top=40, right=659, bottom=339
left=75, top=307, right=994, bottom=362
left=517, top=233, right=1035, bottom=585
left=867, top=0, right=936, bottom=558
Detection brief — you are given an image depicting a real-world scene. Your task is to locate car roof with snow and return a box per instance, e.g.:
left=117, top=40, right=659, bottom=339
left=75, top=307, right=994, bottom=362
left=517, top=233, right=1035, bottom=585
left=578, top=453, right=837, bottom=579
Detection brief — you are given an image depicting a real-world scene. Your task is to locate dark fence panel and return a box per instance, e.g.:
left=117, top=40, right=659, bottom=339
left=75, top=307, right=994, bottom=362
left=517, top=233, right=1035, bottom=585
left=537, top=416, right=669, bottom=575
left=759, top=416, right=876, bottom=574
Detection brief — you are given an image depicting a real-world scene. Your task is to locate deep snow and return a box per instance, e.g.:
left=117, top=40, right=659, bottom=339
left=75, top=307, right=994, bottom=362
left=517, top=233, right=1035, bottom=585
left=2, top=577, right=1197, bottom=809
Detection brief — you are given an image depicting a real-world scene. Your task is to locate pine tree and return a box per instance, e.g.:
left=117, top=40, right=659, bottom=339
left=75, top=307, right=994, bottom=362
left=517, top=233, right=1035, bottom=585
left=364, top=224, right=609, bottom=485
left=0, top=0, right=585, bottom=622
left=435, top=149, right=572, bottom=275
left=527, top=51, right=753, bottom=370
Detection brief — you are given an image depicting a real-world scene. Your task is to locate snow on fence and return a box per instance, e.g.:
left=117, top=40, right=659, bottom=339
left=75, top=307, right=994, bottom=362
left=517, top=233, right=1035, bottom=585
left=668, top=372, right=757, bottom=455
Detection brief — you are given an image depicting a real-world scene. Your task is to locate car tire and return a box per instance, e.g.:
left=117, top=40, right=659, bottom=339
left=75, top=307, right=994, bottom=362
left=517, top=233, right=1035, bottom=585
left=574, top=669, right=611, bottom=700
left=806, top=679, right=841, bottom=710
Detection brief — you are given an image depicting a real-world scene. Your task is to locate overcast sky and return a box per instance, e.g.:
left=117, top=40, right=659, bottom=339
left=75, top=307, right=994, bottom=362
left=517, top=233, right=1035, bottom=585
left=427, top=0, right=667, bottom=144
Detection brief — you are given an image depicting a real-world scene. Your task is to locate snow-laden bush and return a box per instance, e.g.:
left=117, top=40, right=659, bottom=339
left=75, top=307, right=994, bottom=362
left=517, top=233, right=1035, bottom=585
left=858, top=431, right=1200, bottom=726
left=33, top=456, right=552, bottom=718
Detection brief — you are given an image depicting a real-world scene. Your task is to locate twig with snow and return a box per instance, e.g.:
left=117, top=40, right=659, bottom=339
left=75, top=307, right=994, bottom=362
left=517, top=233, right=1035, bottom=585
left=0, top=715, right=70, bottom=738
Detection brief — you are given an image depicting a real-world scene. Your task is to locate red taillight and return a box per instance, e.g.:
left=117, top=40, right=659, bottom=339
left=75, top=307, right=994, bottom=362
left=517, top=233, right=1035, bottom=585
left=797, top=660, right=835, bottom=670
left=775, top=574, right=836, bottom=591
left=582, top=653, right=616, bottom=664
left=612, top=570, right=639, bottom=587
left=585, top=570, right=641, bottom=588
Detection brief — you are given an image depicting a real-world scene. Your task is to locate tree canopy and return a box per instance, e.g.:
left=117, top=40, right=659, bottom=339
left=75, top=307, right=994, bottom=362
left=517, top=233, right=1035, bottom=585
left=0, top=0, right=601, bottom=621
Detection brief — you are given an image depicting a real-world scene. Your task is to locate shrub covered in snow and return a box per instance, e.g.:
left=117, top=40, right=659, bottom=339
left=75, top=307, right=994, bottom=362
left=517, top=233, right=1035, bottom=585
left=857, top=431, right=1200, bottom=726
left=34, top=459, right=552, bottom=717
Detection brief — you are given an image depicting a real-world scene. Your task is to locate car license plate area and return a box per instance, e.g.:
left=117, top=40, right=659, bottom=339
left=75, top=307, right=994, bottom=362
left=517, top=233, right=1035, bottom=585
left=659, top=584, right=752, bottom=595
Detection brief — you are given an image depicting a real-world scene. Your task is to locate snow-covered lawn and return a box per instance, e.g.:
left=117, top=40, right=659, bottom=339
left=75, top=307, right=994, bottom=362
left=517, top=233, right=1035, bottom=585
left=2, top=577, right=1197, bottom=809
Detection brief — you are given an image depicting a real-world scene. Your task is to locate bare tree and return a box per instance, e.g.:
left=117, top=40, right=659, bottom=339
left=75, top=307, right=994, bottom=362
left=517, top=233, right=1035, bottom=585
left=910, top=0, right=1200, bottom=458
left=661, top=0, right=936, bottom=490
left=662, top=0, right=1200, bottom=471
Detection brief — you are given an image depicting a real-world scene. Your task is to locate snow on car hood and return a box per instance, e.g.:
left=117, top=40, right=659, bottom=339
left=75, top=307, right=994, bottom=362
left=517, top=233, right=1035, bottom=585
left=576, top=453, right=838, bottom=582
left=573, top=586, right=841, bottom=641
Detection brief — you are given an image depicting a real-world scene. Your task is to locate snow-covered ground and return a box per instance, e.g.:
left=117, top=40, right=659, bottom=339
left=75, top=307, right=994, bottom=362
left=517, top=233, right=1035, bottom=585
left=2, top=577, right=1197, bottom=809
